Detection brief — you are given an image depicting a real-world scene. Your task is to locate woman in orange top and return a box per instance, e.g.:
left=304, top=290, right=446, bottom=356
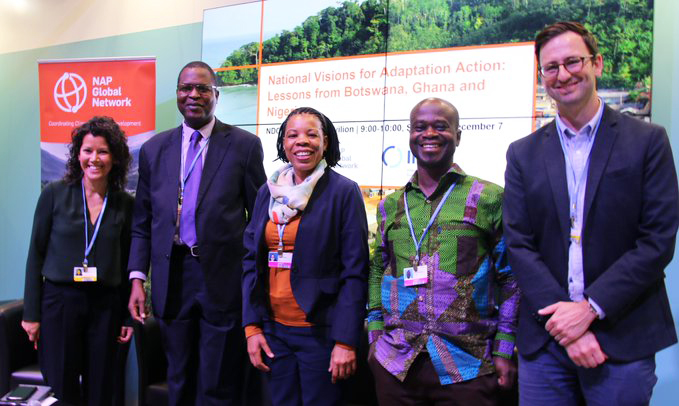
left=242, top=107, right=369, bottom=405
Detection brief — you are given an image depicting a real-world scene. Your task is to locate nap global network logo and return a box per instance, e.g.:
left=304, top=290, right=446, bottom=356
left=54, top=72, right=87, bottom=113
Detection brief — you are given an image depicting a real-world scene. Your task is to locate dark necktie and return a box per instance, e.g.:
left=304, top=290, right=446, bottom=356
left=179, top=130, right=202, bottom=246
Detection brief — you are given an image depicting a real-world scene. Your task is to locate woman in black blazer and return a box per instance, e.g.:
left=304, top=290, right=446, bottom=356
left=22, top=116, right=133, bottom=405
left=242, top=107, right=369, bottom=406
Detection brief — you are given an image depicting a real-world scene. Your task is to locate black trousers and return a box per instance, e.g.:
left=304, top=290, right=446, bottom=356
left=158, top=245, right=248, bottom=406
left=39, top=280, right=121, bottom=405
left=368, top=352, right=500, bottom=406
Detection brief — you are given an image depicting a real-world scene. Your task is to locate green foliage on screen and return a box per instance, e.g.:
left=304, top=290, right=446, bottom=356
left=217, top=0, right=652, bottom=89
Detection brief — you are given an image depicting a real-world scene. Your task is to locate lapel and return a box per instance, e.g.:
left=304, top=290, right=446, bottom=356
left=542, top=121, right=571, bottom=252
left=163, top=125, right=183, bottom=193
left=583, top=105, right=618, bottom=226
left=254, top=194, right=271, bottom=276
left=295, top=168, right=330, bottom=244
left=197, top=120, right=232, bottom=207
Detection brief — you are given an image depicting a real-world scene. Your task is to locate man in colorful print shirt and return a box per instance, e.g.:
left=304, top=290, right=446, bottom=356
left=367, top=97, right=519, bottom=405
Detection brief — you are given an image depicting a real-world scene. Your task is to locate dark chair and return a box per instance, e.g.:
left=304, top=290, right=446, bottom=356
left=133, top=316, right=168, bottom=406
left=133, top=316, right=270, bottom=406
left=345, top=323, right=378, bottom=406
left=0, top=299, right=129, bottom=405
left=0, top=300, right=41, bottom=396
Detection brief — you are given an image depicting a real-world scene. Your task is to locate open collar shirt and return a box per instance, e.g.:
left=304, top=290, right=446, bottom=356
left=367, top=164, right=519, bottom=385
left=555, top=100, right=606, bottom=317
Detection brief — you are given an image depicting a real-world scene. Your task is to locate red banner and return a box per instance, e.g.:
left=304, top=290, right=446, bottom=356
left=38, top=57, right=156, bottom=188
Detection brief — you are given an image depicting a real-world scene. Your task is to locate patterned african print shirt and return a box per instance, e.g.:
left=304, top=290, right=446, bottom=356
left=367, top=164, right=519, bottom=385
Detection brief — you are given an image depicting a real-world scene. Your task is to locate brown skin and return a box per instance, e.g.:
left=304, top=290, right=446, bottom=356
left=369, top=342, right=516, bottom=389
left=128, top=67, right=219, bottom=325
left=176, top=67, right=219, bottom=130
left=494, top=357, right=517, bottom=389
left=409, top=98, right=461, bottom=197
left=247, top=333, right=356, bottom=382
left=282, top=113, right=328, bottom=183
left=366, top=99, right=518, bottom=388
left=246, top=113, right=356, bottom=383
left=247, top=333, right=273, bottom=372
left=128, top=279, right=148, bottom=323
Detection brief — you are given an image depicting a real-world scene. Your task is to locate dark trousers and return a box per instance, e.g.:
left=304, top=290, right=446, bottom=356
left=39, top=280, right=121, bottom=406
left=369, top=352, right=500, bottom=406
left=263, top=322, right=344, bottom=406
left=158, top=245, right=247, bottom=406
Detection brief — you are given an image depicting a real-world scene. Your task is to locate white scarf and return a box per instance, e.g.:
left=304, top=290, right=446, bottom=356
left=267, top=160, right=327, bottom=224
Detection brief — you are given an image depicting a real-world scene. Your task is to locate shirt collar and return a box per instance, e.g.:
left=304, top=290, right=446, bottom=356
left=555, top=98, right=604, bottom=139
left=407, top=163, right=465, bottom=197
left=182, top=117, right=216, bottom=141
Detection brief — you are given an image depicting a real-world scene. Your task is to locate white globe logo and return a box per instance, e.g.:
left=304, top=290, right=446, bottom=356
left=54, top=72, right=87, bottom=113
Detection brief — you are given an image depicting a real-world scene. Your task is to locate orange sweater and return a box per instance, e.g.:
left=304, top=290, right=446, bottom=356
left=245, top=217, right=309, bottom=337
left=244, top=217, right=352, bottom=350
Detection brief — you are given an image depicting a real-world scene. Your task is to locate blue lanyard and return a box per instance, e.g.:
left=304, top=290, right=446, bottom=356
left=404, top=181, right=457, bottom=265
left=81, top=180, right=108, bottom=267
left=276, top=224, right=287, bottom=254
left=180, top=136, right=210, bottom=191
left=557, top=117, right=601, bottom=228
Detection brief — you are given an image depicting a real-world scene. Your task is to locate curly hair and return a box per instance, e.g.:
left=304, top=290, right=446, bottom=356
left=275, top=107, right=341, bottom=167
left=63, top=116, right=131, bottom=191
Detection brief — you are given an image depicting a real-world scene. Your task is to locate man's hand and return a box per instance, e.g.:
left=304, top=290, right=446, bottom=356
left=21, top=321, right=40, bottom=350
left=117, top=326, right=134, bottom=343
left=565, top=330, right=607, bottom=368
left=538, top=300, right=596, bottom=346
left=128, top=278, right=148, bottom=323
left=493, top=356, right=517, bottom=389
left=329, top=345, right=357, bottom=384
left=247, top=333, right=274, bottom=372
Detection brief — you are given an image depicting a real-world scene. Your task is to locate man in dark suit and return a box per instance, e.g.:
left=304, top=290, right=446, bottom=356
left=504, top=22, right=678, bottom=405
left=127, top=61, right=266, bottom=405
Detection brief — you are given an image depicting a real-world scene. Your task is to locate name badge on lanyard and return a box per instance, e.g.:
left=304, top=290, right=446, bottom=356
left=403, top=180, right=457, bottom=287
left=268, top=223, right=293, bottom=269
left=557, top=114, right=600, bottom=241
left=76, top=180, right=107, bottom=282
left=74, top=266, right=97, bottom=282
left=404, top=265, right=428, bottom=287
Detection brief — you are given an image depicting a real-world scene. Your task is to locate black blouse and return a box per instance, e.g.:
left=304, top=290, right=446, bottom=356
left=23, top=180, right=133, bottom=321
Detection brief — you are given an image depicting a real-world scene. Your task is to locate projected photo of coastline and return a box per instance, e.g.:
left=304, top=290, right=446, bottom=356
left=204, top=0, right=653, bottom=192
left=205, top=0, right=653, bottom=124
left=203, top=0, right=654, bottom=229
left=204, top=0, right=344, bottom=127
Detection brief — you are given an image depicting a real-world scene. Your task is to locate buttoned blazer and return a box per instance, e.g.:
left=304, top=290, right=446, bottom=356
left=503, top=105, right=678, bottom=361
left=242, top=169, right=370, bottom=348
left=128, top=120, right=266, bottom=317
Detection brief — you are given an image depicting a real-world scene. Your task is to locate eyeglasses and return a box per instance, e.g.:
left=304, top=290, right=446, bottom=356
left=177, top=83, right=217, bottom=95
left=539, top=55, right=595, bottom=78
